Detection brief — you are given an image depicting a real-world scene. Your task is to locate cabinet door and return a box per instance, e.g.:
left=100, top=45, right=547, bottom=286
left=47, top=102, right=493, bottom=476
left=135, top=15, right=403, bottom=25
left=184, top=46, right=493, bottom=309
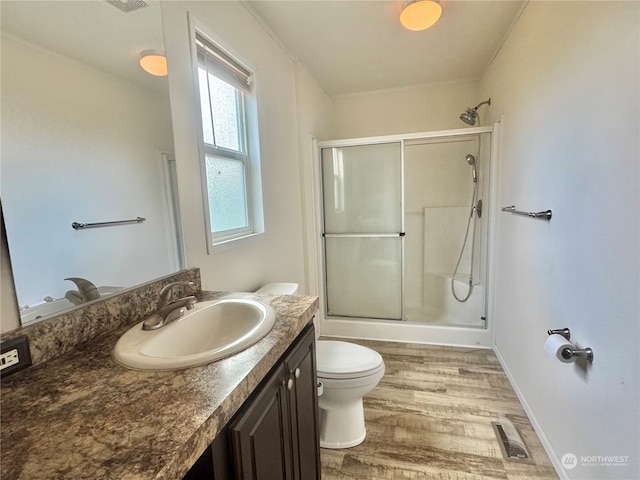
left=284, top=326, right=321, bottom=480
left=230, top=363, right=293, bottom=480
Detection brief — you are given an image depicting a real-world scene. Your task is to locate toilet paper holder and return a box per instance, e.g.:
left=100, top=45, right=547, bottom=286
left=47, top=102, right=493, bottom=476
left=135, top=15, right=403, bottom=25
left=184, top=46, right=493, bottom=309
left=561, top=346, right=594, bottom=362
left=547, top=328, right=594, bottom=362
left=547, top=328, right=571, bottom=340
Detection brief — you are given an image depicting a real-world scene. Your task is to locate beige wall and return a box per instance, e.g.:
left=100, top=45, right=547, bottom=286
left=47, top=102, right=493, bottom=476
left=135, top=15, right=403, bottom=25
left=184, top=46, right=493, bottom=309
left=331, top=80, right=481, bottom=139
left=481, top=2, right=639, bottom=478
left=161, top=2, right=310, bottom=293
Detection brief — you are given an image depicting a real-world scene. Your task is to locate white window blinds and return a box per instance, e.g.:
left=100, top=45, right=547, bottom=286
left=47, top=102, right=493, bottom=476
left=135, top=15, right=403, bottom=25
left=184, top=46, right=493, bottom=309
left=196, top=34, right=252, bottom=95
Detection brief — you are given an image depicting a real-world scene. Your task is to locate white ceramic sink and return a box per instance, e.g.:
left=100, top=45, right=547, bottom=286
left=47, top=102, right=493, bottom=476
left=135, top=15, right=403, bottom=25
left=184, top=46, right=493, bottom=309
left=113, top=298, right=276, bottom=370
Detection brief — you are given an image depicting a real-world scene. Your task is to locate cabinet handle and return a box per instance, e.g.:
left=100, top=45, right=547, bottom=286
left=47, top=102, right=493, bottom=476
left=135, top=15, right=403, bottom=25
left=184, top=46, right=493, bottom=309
left=294, top=368, right=300, bottom=378
left=287, top=377, right=294, bottom=390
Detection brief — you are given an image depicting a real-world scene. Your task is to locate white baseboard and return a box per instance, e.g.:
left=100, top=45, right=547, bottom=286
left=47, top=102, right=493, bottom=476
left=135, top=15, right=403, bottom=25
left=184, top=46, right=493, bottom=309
left=493, top=344, right=567, bottom=480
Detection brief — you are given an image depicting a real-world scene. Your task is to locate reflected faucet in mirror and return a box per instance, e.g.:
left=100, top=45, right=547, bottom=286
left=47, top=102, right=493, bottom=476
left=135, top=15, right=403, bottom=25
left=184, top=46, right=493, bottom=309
left=142, top=281, right=197, bottom=331
left=64, top=277, right=101, bottom=306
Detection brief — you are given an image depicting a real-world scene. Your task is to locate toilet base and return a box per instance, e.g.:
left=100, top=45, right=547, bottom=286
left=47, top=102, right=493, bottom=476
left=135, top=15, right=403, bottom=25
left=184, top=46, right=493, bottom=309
left=318, top=397, right=367, bottom=449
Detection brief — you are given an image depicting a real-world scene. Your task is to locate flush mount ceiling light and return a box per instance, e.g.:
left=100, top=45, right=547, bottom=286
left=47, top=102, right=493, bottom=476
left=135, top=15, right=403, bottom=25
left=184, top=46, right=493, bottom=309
left=139, top=50, right=168, bottom=76
left=400, top=0, right=442, bottom=31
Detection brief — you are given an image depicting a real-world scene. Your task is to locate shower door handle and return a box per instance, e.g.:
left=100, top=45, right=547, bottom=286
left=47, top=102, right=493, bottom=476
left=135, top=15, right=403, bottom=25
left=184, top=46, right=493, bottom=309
left=322, top=233, right=405, bottom=238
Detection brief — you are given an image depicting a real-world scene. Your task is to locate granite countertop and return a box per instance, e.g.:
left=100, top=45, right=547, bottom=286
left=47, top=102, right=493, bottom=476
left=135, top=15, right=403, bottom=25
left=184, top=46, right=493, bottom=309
left=1, top=291, right=319, bottom=480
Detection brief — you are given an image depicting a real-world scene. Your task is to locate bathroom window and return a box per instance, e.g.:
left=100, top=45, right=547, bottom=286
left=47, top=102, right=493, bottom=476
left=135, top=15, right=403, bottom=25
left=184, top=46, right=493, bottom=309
left=195, top=33, right=264, bottom=249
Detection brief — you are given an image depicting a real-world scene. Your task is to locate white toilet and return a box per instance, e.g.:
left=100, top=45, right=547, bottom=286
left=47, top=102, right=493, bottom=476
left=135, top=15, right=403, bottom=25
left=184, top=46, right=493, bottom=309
left=316, top=340, right=385, bottom=448
left=256, top=283, right=385, bottom=449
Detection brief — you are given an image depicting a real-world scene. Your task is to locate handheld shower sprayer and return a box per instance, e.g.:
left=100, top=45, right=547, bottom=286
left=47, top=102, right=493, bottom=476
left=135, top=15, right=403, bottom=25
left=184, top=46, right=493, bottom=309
left=460, top=99, right=491, bottom=126
left=466, top=154, right=477, bottom=183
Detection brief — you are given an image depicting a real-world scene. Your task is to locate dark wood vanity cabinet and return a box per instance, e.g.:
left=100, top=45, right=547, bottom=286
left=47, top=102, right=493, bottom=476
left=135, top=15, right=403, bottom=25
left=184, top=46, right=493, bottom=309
left=183, top=323, right=320, bottom=480
left=230, top=323, right=320, bottom=480
left=230, top=361, right=292, bottom=479
left=285, top=325, right=321, bottom=480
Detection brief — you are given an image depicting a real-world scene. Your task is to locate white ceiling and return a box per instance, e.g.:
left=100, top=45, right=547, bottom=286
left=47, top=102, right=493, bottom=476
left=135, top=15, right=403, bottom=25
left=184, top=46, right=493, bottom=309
left=245, top=0, right=526, bottom=96
left=1, top=1, right=525, bottom=98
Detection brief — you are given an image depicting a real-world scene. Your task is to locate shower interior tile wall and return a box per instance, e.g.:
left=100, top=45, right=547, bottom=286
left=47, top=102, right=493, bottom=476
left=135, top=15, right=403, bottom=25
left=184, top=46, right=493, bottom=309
left=403, top=137, right=485, bottom=326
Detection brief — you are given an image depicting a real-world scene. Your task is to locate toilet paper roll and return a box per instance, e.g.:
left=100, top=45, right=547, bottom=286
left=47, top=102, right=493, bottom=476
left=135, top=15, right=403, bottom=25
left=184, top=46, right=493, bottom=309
left=544, top=334, right=575, bottom=363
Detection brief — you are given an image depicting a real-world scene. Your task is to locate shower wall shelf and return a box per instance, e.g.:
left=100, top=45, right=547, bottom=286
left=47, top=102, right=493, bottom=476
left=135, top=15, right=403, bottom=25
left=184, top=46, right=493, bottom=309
left=501, top=205, right=552, bottom=220
left=72, top=217, right=146, bottom=230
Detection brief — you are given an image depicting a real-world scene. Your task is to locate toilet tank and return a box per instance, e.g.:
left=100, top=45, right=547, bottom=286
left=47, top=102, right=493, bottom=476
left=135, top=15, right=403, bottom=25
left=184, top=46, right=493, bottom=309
left=255, top=283, right=299, bottom=295
left=256, top=283, right=319, bottom=339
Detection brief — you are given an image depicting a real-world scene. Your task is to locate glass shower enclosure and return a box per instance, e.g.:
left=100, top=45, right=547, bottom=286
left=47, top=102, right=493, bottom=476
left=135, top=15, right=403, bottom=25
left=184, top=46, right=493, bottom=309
left=319, top=129, right=492, bottom=330
left=322, top=142, right=403, bottom=320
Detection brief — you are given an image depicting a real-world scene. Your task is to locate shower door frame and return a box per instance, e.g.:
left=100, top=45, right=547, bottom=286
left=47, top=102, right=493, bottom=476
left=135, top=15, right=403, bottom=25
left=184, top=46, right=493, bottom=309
left=313, top=124, right=499, bottom=348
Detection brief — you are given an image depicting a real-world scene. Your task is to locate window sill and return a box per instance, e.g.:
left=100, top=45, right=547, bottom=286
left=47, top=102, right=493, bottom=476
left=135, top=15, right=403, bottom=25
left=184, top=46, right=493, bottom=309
left=209, top=231, right=264, bottom=254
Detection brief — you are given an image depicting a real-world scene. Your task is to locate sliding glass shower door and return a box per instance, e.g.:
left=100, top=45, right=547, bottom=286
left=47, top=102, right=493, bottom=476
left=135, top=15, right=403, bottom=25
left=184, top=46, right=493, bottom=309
left=321, top=142, right=403, bottom=320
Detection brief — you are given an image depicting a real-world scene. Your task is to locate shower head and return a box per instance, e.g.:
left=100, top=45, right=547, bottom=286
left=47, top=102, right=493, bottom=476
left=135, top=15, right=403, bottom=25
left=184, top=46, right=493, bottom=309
left=460, top=109, right=477, bottom=126
left=466, top=154, right=477, bottom=182
left=459, top=98, right=491, bottom=126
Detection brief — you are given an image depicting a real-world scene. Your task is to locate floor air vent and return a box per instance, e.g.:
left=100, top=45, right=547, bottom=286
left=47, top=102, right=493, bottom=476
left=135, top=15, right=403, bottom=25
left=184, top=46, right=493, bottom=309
left=492, top=420, right=532, bottom=463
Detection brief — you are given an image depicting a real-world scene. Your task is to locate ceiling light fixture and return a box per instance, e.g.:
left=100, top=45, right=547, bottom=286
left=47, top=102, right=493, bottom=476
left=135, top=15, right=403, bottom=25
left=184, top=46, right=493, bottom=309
left=139, top=50, right=168, bottom=77
left=400, top=0, right=442, bottom=31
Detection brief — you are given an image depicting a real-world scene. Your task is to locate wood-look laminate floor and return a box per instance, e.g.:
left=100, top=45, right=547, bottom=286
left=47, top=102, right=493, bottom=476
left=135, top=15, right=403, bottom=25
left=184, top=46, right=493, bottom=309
left=319, top=339, right=558, bottom=480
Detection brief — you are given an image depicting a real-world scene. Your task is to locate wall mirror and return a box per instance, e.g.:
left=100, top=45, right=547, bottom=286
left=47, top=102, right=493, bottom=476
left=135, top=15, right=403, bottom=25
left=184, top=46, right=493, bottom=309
left=1, top=0, right=184, bottom=328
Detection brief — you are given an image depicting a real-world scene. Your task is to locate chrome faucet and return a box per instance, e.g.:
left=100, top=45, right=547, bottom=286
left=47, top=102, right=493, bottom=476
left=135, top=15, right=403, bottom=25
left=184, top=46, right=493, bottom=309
left=142, top=281, right=197, bottom=331
left=64, top=277, right=101, bottom=305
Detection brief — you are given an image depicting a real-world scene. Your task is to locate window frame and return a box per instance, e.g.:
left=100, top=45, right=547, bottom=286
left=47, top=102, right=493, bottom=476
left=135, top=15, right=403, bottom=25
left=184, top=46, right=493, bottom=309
left=191, top=22, right=265, bottom=252
left=203, top=150, right=252, bottom=242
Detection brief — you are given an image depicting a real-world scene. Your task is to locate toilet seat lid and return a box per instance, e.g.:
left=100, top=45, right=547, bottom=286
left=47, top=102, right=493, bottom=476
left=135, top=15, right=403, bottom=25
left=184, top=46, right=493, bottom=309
left=316, top=341, right=384, bottom=378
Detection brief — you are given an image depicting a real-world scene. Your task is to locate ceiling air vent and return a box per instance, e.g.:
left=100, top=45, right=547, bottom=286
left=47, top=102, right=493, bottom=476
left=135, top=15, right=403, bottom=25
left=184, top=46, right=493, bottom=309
left=105, top=0, right=148, bottom=13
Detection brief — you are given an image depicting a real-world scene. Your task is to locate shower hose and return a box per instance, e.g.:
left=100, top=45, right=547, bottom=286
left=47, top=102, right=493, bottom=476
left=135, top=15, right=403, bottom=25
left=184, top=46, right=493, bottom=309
left=451, top=180, right=478, bottom=303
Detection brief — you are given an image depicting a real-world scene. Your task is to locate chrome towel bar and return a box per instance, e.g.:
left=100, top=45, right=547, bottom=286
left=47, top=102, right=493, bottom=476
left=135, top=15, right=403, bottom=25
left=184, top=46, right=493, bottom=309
left=501, top=205, right=552, bottom=220
left=72, top=217, right=146, bottom=230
